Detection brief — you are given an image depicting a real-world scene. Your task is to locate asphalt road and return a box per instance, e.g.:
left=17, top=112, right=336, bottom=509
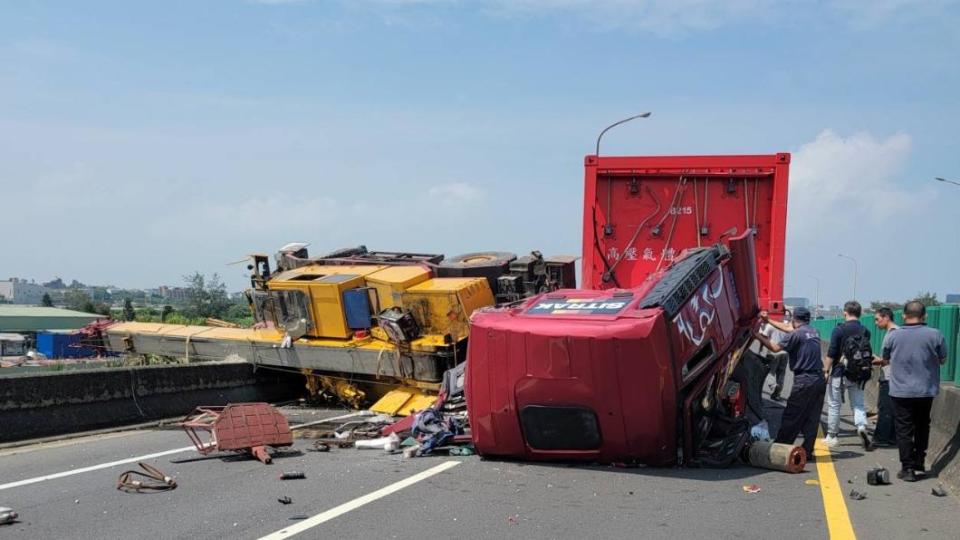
left=1, top=389, right=957, bottom=540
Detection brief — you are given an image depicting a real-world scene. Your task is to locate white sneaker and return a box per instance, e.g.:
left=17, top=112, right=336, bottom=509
left=822, top=434, right=839, bottom=447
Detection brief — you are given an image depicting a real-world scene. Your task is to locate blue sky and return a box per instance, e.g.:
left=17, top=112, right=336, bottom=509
left=1, top=0, right=958, bottom=306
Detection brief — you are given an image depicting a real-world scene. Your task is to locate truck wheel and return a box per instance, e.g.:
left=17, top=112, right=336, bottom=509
left=437, top=252, right=517, bottom=295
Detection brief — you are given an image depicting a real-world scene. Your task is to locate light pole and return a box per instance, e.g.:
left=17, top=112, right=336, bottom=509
left=935, top=177, right=960, bottom=187
left=837, top=254, right=859, bottom=301
left=810, top=275, right=821, bottom=314
left=595, top=112, right=652, bottom=156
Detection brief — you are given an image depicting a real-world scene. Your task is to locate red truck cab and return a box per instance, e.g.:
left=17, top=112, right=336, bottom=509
left=467, top=153, right=790, bottom=465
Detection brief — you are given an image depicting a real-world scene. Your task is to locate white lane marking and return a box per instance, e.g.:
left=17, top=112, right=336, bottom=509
left=258, top=460, right=462, bottom=540
left=0, top=445, right=199, bottom=491
left=0, top=431, right=145, bottom=458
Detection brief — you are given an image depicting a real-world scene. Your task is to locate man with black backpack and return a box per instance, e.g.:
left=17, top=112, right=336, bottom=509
left=823, top=300, right=873, bottom=450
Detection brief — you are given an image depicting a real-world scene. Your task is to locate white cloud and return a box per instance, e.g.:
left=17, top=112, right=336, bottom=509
left=483, top=0, right=771, bottom=33
left=427, top=182, right=485, bottom=208
left=327, top=0, right=959, bottom=33
left=248, top=0, right=311, bottom=5
left=788, top=129, right=929, bottom=240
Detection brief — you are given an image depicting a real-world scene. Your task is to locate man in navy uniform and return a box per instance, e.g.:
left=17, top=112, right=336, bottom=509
left=754, top=306, right=826, bottom=460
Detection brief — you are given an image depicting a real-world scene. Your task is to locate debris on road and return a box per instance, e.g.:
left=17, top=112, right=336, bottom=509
left=355, top=433, right=401, bottom=451
left=279, top=471, right=306, bottom=480
left=742, top=484, right=761, bottom=493
left=117, top=462, right=178, bottom=493
left=289, top=515, right=309, bottom=521
left=867, top=467, right=890, bottom=486
left=849, top=490, right=867, bottom=500
left=180, top=403, right=293, bottom=465
left=931, top=485, right=948, bottom=497
left=311, top=442, right=331, bottom=452
left=278, top=496, right=292, bottom=505
left=411, top=407, right=464, bottom=456
left=0, top=507, right=18, bottom=525
left=804, top=479, right=820, bottom=486
left=747, top=441, right=807, bottom=473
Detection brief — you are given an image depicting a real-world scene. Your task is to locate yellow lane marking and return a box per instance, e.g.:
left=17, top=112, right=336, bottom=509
left=814, top=428, right=857, bottom=540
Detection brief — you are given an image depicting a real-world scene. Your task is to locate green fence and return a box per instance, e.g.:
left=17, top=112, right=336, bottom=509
left=809, top=304, right=960, bottom=387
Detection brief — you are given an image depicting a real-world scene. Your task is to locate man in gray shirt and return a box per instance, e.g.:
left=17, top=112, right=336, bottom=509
left=880, top=301, right=948, bottom=482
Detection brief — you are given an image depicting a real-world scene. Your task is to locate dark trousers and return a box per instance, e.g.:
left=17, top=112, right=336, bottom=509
left=875, top=381, right=896, bottom=444
left=765, top=352, right=788, bottom=393
left=776, top=378, right=827, bottom=458
left=891, top=396, right=934, bottom=472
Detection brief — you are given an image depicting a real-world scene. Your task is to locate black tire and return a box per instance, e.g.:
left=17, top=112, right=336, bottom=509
left=436, top=252, right=516, bottom=295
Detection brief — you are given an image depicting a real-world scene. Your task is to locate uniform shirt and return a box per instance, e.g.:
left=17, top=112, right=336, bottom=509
left=881, top=323, right=947, bottom=398
left=778, top=324, right=824, bottom=387
left=827, top=320, right=871, bottom=378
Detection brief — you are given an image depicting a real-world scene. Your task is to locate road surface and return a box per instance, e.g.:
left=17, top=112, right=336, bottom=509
left=0, top=386, right=956, bottom=539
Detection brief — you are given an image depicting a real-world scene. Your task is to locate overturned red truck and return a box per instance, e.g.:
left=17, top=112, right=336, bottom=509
left=467, top=153, right=790, bottom=466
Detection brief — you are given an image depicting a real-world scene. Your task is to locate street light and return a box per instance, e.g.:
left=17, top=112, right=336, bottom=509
left=595, top=112, right=652, bottom=156
left=810, top=275, right=821, bottom=313
left=837, top=254, right=859, bottom=301
left=935, top=177, right=960, bottom=187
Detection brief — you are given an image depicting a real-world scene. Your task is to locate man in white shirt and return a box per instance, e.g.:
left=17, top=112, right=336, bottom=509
left=871, top=307, right=898, bottom=447
left=761, top=321, right=789, bottom=401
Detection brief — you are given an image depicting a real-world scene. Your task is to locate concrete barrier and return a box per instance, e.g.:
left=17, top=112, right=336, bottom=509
left=0, top=363, right=305, bottom=443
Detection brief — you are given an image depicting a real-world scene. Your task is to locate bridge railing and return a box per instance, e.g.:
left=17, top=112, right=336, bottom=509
left=809, top=304, right=960, bottom=387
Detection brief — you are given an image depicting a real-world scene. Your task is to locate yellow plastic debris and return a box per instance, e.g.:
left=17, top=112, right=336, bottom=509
left=370, top=387, right=437, bottom=416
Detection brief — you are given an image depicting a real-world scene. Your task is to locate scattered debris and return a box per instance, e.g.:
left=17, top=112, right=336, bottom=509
left=742, top=484, right=761, bottom=493
left=747, top=441, right=806, bottom=473
left=289, top=515, right=309, bottom=521
left=867, top=468, right=890, bottom=486
left=449, top=445, right=475, bottom=456
left=0, top=507, right=18, bottom=525
left=804, top=479, right=820, bottom=486
left=849, top=490, right=867, bottom=500
left=117, top=462, right=178, bottom=493
left=280, top=471, right=306, bottom=480
left=311, top=442, right=331, bottom=452
left=180, top=403, right=293, bottom=464
left=931, top=485, right=948, bottom=498
left=278, top=496, right=292, bottom=505
left=412, top=408, right=464, bottom=456
left=355, top=433, right=401, bottom=451
left=507, top=514, right=519, bottom=526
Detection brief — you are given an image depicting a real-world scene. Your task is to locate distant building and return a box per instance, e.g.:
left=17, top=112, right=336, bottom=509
left=158, top=286, right=190, bottom=301
left=784, top=297, right=810, bottom=309
left=947, top=293, right=960, bottom=304
left=0, top=278, right=46, bottom=305
left=0, top=305, right=104, bottom=332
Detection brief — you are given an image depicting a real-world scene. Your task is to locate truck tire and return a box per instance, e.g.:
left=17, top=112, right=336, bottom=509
left=437, top=252, right=517, bottom=295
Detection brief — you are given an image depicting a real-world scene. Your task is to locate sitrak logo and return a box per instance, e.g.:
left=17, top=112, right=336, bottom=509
left=527, top=299, right=628, bottom=316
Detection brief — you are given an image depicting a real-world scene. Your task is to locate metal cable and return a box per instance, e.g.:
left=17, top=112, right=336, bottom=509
left=607, top=186, right=662, bottom=275
left=117, top=462, right=177, bottom=493
left=656, top=177, right=687, bottom=272
left=693, top=177, right=701, bottom=248
left=743, top=178, right=750, bottom=231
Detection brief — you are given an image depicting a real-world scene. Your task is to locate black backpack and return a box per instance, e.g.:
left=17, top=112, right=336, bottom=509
left=842, top=328, right=873, bottom=383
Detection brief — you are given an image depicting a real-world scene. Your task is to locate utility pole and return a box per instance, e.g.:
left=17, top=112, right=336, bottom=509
left=810, top=275, right=821, bottom=315
left=837, top=254, right=859, bottom=301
